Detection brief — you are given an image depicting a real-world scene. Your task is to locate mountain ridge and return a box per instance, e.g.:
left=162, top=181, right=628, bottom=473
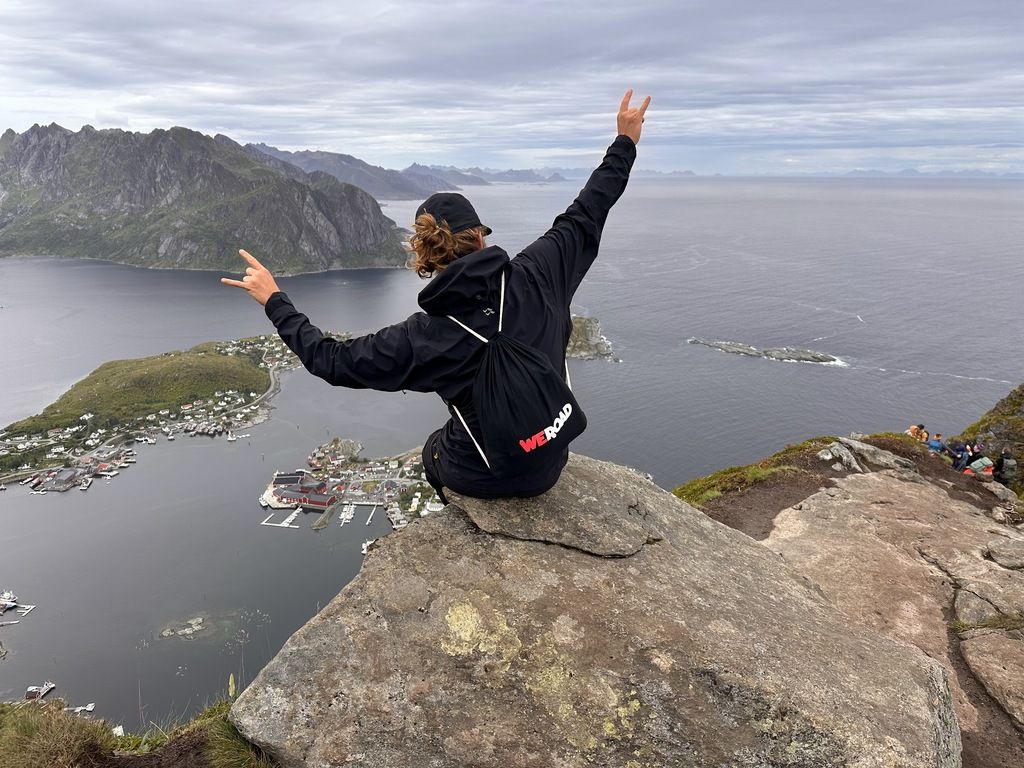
left=0, top=124, right=407, bottom=274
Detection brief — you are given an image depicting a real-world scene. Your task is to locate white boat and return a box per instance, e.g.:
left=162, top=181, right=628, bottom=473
left=0, top=483, right=6, bottom=491
left=64, top=703, right=96, bottom=714
left=226, top=432, right=237, bottom=442
left=29, top=489, right=47, bottom=495
left=361, top=539, right=376, bottom=555
left=25, top=681, right=56, bottom=700
left=166, top=433, right=175, bottom=441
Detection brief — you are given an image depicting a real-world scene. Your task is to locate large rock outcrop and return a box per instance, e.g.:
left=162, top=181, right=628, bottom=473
left=231, top=454, right=960, bottom=767
left=763, top=442, right=1024, bottom=766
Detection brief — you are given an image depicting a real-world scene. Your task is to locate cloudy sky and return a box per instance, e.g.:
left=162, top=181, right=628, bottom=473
left=1, top=0, right=1021, bottom=174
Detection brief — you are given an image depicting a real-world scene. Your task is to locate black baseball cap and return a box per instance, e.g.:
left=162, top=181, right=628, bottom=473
left=415, top=193, right=492, bottom=236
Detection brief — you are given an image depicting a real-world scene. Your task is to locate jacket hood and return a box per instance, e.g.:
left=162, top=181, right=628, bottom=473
left=417, top=245, right=510, bottom=316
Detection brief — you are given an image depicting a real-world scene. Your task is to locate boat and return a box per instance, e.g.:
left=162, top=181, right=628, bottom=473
left=361, top=539, right=376, bottom=555
left=0, top=483, right=6, bottom=491
left=226, top=432, right=237, bottom=442
left=0, top=590, right=17, bottom=602
left=166, top=433, right=175, bottom=441
left=25, top=681, right=56, bottom=700
left=79, top=477, right=93, bottom=490
left=64, top=703, right=96, bottom=714
left=29, top=489, right=47, bottom=495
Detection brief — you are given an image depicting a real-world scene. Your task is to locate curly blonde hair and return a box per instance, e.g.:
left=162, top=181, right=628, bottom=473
left=408, top=213, right=487, bottom=278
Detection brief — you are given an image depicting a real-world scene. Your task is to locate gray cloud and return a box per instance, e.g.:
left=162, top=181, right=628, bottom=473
left=1, top=0, right=1021, bottom=173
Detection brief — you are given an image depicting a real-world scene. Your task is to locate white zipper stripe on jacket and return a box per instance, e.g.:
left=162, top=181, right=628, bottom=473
left=443, top=271, right=506, bottom=469
left=442, top=271, right=571, bottom=468
left=450, top=403, right=490, bottom=469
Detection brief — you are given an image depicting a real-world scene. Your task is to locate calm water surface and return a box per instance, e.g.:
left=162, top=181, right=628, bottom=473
left=1, top=177, right=1023, bottom=725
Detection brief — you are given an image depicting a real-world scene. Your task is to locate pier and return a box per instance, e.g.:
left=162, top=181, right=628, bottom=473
left=259, top=510, right=301, bottom=529
left=366, top=505, right=376, bottom=525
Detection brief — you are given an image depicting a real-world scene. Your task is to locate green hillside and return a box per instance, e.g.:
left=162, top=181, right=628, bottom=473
left=7, top=342, right=268, bottom=437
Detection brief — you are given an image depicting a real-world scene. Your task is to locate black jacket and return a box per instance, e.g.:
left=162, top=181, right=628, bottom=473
left=264, top=134, right=637, bottom=497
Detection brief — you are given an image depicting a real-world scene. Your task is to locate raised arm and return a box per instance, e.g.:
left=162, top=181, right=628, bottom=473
left=517, top=90, right=650, bottom=305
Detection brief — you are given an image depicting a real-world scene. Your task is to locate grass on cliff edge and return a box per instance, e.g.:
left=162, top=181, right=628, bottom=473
left=6, top=342, right=269, bottom=437
left=672, top=436, right=837, bottom=508
left=671, top=433, right=929, bottom=508
left=0, top=699, right=274, bottom=768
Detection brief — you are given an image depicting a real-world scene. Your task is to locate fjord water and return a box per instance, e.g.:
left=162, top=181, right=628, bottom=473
left=1, top=177, right=1023, bottom=726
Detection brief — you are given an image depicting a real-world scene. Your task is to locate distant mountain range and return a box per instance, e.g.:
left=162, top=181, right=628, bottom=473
left=841, top=168, right=1024, bottom=179
left=250, top=144, right=459, bottom=200
left=246, top=146, right=572, bottom=193
left=0, top=125, right=407, bottom=274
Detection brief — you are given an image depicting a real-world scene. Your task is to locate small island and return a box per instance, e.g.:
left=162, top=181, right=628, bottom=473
left=688, top=338, right=844, bottom=366
left=0, top=334, right=296, bottom=478
left=1, top=316, right=614, bottom=483
left=567, top=315, right=615, bottom=360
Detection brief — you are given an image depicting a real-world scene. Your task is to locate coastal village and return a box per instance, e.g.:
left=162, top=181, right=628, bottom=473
left=258, top=437, right=444, bottom=547
left=1, top=323, right=601, bottom=712
left=0, top=333, right=301, bottom=492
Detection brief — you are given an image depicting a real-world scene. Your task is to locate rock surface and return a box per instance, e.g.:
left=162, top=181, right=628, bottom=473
left=989, top=539, right=1024, bottom=569
left=764, top=442, right=1024, bottom=761
left=231, top=454, right=960, bottom=768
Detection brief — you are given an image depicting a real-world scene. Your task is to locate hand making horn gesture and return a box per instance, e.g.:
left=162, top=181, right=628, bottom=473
left=617, top=89, right=652, bottom=145
left=221, top=249, right=281, bottom=306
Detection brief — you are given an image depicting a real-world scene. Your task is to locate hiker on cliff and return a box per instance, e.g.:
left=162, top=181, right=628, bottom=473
left=994, top=446, right=1018, bottom=487
left=222, top=90, right=651, bottom=503
left=926, top=433, right=946, bottom=454
left=906, top=424, right=927, bottom=442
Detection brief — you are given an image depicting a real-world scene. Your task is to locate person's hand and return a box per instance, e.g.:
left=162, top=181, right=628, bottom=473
left=617, top=89, right=651, bottom=144
left=220, top=249, right=281, bottom=306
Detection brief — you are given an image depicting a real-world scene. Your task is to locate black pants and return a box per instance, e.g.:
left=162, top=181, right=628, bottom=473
left=422, top=429, right=450, bottom=506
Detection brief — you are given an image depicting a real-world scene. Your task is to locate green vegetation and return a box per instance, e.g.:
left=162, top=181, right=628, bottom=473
left=958, top=383, right=1024, bottom=495
left=960, top=383, right=1024, bottom=443
left=951, top=613, right=1024, bottom=634
left=0, top=699, right=117, bottom=768
left=672, top=436, right=836, bottom=508
left=6, top=342, right=268, bottom=437
left=398, top=481, right=435, bottom=519
left=0, top=699, right=274, bottom=768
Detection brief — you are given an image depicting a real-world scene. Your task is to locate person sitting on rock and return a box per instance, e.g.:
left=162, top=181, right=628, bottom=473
left=905, top=424, right=927, bottom=442
left=965, top=443, right=992, bottom=475
left=221, top=91, right=651, bottom=503
left=946, top=441, right=969, bottom=470
left=926, top=433, right=946, bottom=454
left=993, top=446, right=1018, bottom=487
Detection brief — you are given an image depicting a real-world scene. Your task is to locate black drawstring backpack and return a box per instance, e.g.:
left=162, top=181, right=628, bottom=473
left=446, top=270, right=587, bottom=475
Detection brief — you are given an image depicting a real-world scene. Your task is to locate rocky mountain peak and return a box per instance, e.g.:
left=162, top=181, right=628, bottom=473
left=0, top=124, right=406, bottom=272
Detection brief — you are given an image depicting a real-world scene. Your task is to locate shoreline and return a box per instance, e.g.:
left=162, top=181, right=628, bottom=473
left=0, top=252, right=410, bottom=278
